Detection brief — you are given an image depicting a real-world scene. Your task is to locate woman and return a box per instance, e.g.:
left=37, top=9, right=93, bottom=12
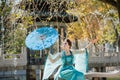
left=48, top=39, right=96, bottom=80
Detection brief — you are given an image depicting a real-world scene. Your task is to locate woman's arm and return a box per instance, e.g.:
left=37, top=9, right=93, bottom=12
left=48, top=53, right=61, bottom=63
left=71, top=48, right=86, bottom=54
left=72, top=38, right=98, bottom=53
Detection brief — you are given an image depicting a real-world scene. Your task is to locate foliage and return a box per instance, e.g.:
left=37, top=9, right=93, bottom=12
left=0, top=0, right=12, bottom=16
left=117, top=23, right=120, bottom=33
left=4, top=23, right=27, bottom=54
left=67, top=0, right=119, bottom=45
left=0, top=1, right=33, bottom=54
left=102, top=25, right=116, bottom=44
left=67, top=22, right=83, bottom=40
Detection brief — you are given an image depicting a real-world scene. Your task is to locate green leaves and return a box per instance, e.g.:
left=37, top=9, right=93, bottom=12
left=0, top=1, right=12, bottom=16
left=117, top=23, right=120, bottom=34
left=4, top=23, right=27, bottom=54
left=0, top=1, right=34, bottom=55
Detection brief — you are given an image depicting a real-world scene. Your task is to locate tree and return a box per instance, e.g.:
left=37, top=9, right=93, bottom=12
left=67, top=0, right=120, bottom=50
left=99, top=0, right=120, bottom=21
left=99, top=0, right=120, bottom=49
left=0, top=0, right=33, bottom=56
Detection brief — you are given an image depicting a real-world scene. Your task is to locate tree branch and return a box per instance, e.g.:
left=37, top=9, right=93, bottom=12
left=99, top=0, right=117, bottom=8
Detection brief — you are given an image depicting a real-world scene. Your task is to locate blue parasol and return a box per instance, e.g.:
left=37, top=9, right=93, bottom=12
left=25, top=27, right=58, bottom=50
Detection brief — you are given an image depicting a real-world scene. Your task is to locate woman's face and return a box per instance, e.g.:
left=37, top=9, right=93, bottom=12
left=61, top=40, right=70, bottom=50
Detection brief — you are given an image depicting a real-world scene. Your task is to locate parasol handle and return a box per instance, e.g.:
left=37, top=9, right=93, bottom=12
left=40, top=35, right=45, bottom=49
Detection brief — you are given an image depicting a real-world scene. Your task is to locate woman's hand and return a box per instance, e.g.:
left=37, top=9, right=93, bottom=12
left=48, top=53, right=61, bottom=63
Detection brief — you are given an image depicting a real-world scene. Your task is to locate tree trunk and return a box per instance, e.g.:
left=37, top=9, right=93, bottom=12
left=117, top=0, right=120, bottom=51
left=58, top=27, right=61, bottom=52
left=117, top=0, right=120, bottom=22
left=75, top=38, right=79, bottom=49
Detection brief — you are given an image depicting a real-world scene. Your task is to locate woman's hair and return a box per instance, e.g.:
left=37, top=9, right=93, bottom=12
left=66, top=39, right=72, bottom=48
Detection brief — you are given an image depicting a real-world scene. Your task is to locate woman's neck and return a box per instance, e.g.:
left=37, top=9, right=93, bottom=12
left=65, top=50, right=70, bottom=55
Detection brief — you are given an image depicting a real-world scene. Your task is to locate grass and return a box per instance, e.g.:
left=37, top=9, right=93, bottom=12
left=107, top=77, right=120, bottom=80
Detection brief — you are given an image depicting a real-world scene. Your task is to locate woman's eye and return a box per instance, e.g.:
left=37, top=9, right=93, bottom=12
left=64, top=43, right=67, bottom=45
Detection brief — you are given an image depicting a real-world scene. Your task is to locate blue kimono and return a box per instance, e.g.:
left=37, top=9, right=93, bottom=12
left=55, top=51, right=84, bottom=80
